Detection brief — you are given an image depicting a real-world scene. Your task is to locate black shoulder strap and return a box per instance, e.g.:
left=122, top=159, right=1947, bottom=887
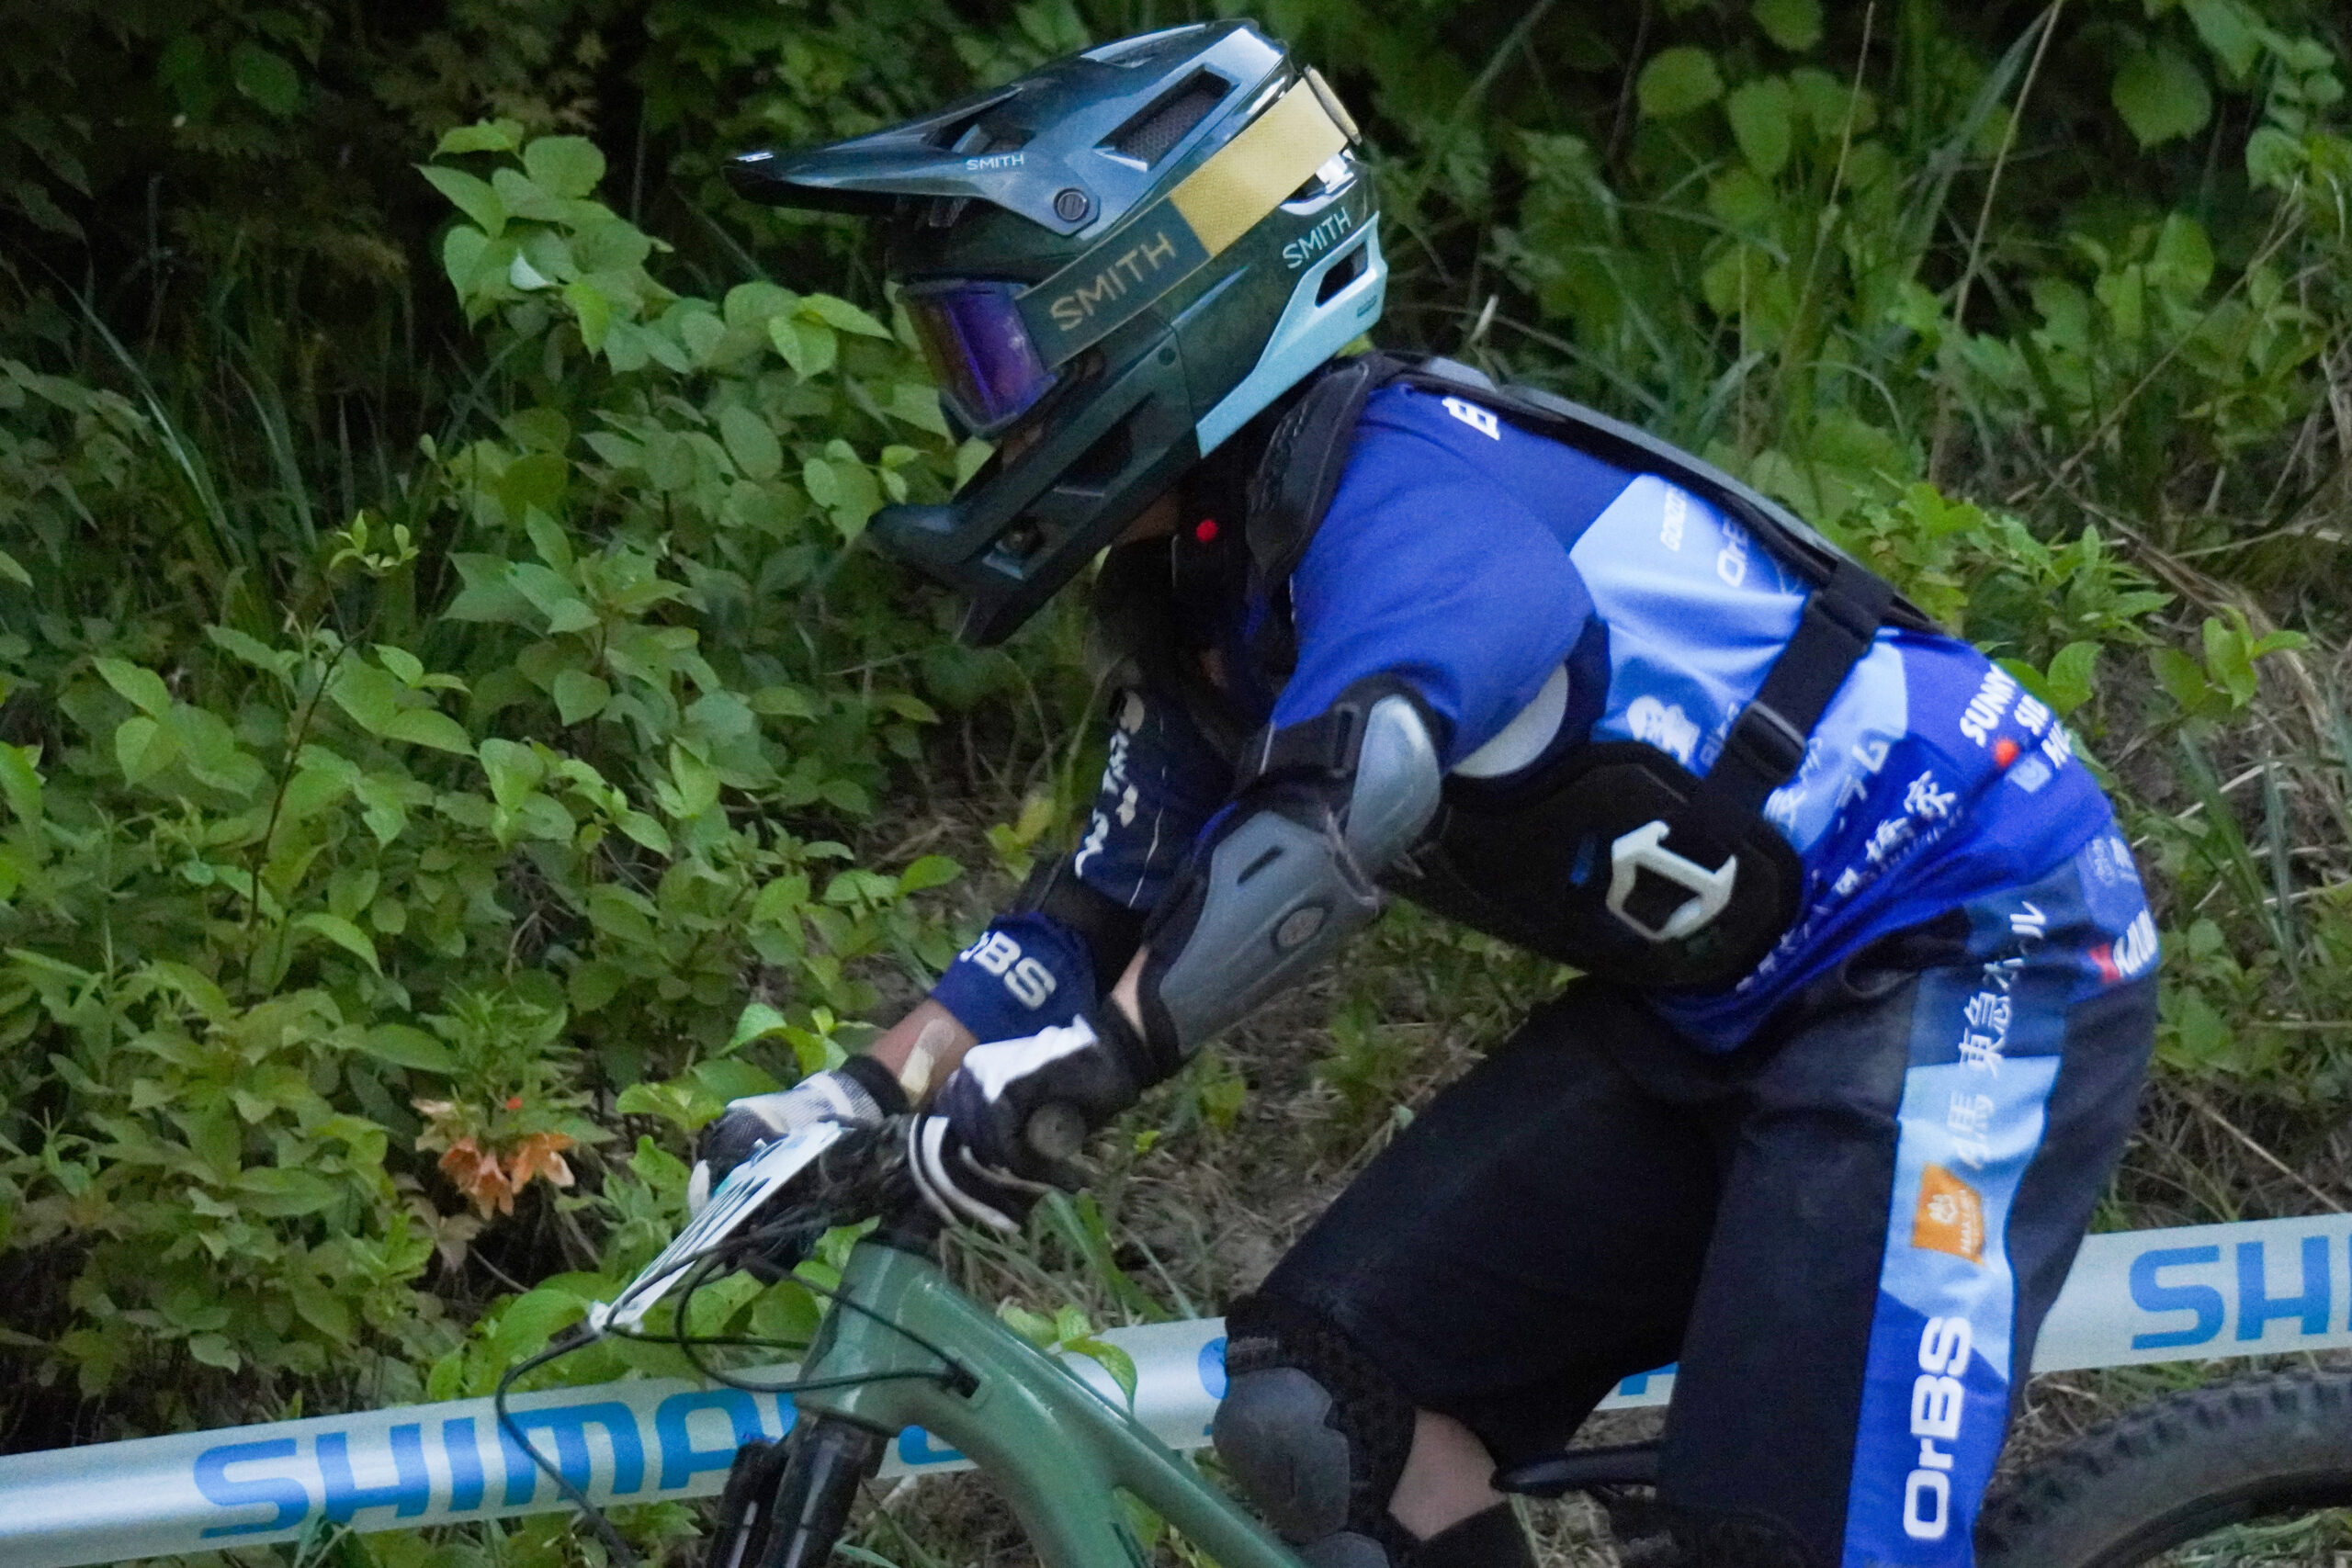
left=1239, top=353, right=1409, bottom=682
left=1244, top=351, right=1407, bottom=585
left=1671, top=558, right=1894, bottom=861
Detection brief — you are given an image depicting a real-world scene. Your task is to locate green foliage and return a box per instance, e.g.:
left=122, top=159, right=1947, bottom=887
left=0, top=113, right=1006, bottom=1442
left=2, top=8, right=2352, bottom=1561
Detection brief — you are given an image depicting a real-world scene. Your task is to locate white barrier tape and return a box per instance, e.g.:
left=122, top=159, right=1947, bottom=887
left=6, top=1214, right=2350, bottom=1568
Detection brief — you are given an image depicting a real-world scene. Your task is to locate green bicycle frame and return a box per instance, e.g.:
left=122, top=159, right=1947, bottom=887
left=788, top=1233, right=1306, bottom=1568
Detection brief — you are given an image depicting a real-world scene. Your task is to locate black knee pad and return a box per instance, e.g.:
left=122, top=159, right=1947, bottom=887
left=1213, top=1294, right=1419, bottom=1568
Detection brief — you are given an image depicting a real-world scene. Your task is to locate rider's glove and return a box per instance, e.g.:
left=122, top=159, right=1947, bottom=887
left=690, top=1056, right=908, bottom=1215
left=906, top=1010, right=1154, bottom=1232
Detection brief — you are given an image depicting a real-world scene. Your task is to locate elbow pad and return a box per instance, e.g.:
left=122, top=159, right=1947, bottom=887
left=1135, top=684, right=1442, bottom=1066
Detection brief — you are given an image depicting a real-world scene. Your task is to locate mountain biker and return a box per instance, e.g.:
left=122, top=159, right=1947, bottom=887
left=698, top=22, right=2160, bottom=1568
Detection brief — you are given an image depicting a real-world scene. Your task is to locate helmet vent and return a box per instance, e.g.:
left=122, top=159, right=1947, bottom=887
left=1105, top=73, right=1229, bottom=167
left=1314, top=239, right=1368, bottom=305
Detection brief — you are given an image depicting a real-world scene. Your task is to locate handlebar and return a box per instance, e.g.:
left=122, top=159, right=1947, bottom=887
left=658, top=1103, right=1090, bottom=1303
left=706, top=1119, right=942, bottom=1284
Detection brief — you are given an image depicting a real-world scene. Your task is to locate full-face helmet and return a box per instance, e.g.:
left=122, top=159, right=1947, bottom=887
left=728, top=21, right=1385, bottom=643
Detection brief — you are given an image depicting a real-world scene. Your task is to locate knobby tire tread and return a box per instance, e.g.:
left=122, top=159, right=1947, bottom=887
left=1976, top=1369, right=2352, bottom=1568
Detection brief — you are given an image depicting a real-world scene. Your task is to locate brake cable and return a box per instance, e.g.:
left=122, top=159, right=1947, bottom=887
left=492, top=1201, right=976, bottom=1560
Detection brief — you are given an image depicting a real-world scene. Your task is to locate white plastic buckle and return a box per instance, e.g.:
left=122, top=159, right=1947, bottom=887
left=1606, top=820, right=1739, bottom=943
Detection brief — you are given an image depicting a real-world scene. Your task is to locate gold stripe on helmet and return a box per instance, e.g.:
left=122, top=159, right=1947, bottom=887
left=1169, top=76, right=1351, bottom=257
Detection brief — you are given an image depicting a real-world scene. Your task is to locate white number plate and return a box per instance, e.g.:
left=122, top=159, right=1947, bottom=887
left=589, top=1122, right=843, bottom=1334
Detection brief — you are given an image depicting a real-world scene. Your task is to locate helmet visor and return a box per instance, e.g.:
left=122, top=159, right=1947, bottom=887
left=903, top=282, right=1057, bottom=435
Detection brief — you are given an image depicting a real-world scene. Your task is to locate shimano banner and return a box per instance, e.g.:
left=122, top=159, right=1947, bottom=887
left=6, top=1215, right=2352, bottom=1568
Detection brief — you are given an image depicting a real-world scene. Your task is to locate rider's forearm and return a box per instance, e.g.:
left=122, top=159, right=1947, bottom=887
left=865, top=1000, right=978, bottom=1107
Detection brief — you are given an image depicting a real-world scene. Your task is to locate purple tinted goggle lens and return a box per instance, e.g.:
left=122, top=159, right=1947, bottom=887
left=905, top=283, right=1056, bottom=434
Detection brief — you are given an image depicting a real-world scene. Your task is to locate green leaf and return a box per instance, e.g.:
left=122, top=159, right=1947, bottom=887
left=718, top=405, right=785, bottom=481
left=770, top=317, right=839, bottom=379
left=551, top=669, right=611, bottom=725
left=434, top=119, right=526, bottom=157
left=799, top=294, right=892, bottom=338
left=2246, top=126, right=2304, bottom=188
left=2152, top=646, right=2219, bottom=716
left=381, top=707, right=476, bottom=755
left=114, top=716, right=177, bottom=785
left=1064, top=1337, right=1139, bottom=1407
left=0, top=547, right=30, bottom=588
left=234, top=1167, right=343, bottom=1217
left=359, top=1023, right=455, bottom=1073
left=997, top=1303, right=1057, bottom=1346
left=523, top=136, right=606, bottom=198
left=478, top=738, right=543, bottom=808
left=418, top=165, right=507, bottom=237
left=1726, top=77, right=1794, bottom=180
left=229, top=43, right=301, bottom=117
left=289, top=1278, right=356, bottom=1344
left=898, top=854, right=962, bottom=894
left=564, top=279, right=615, bottom=353
left=488, top=1287, right=588, bottom=1364
left=440, top=225, right=492, bottom=300
left=96, top=658, right=172, bottom=718
left=299, top=912, right=381, bottom=974
left=1637, top=48, right=1725, bottom=119
left=729, top=1001, right=791, bottom=1053
left=2182, top=0, right=2260, bottom=78
left=615, top=1079, right=716, bottom=1131
left=376, top=644, right=425, bottom=687
left=570, top=961, right=627, bottom=1014
left=2042, top=641, right=2102, bottom=716
left=956, top=438, right=993, bottom=490
left=2149, top=213, right=2214, bottom=297
left=331, top=662, right=402, bottom=734
left=0, top=744, right=42, bottom=825
left=1752, top=0, right=1822, bottom=51
left=187, top=1333, right=242, bottom=1371
left=888, top=383, right=952, bottom=437
left=2112, top=50, right=2212, bottom=148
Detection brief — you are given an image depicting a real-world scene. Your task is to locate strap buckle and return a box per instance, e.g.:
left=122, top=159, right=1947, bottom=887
left=1607, top=820, right=1739, bottom=943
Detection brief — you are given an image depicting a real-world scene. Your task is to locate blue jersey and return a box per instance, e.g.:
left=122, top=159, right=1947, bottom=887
left=948, top=381, right=2118, bottom=1051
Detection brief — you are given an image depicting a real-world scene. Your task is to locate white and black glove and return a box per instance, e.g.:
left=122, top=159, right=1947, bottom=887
left=689, top=1057, right=909, bottom=1214
left=906, top=1010, right=1155, bottom=1232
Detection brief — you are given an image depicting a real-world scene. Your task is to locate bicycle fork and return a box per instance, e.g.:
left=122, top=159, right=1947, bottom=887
left=703, top=1416, right=885, bottom=1568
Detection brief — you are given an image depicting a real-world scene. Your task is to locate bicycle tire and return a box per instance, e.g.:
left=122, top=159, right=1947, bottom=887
left=1976, top=1369, right=2352, bottom=1568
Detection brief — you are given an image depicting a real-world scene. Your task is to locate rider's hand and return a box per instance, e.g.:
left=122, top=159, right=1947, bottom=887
left=689, top=1056, right=908, bottom=1214
left=905, top=1011, right=1149, bottom=1231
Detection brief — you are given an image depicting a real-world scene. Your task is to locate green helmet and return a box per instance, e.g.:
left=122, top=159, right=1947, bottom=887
left=728, top=21, right=1386, bottom=644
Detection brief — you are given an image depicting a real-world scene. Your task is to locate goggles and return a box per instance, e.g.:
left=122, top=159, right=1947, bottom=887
left=903, top=281, right=1058, bottom=436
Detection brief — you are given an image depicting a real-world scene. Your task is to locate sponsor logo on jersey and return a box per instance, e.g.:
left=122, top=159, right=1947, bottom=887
left=1912, top=1165, right=1986, bottom=1263
left=1959, top=666, right=2019, bottom=747
left=1283, top=206, right=1355, bottom=269
left=1442, top=397, right=1500, bottom=440
left=1903, top=1315, right=1974, bottom=1540
left=2090, top=909, right=2159, bottom=984
left=1658, top=488, right=1688, bottom=550
left=958, top=931, right=1058, bottom=1010
left=1715, top=521, right=1750, bottom=587
left=1624, top=695, right=1700, bottom=764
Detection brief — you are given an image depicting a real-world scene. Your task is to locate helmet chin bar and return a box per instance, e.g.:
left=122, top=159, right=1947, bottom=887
left=870, top=328, right=1203, bottom=647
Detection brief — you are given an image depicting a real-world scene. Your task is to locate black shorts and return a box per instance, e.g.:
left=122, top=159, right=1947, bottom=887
left=1256, top=852, right=2156, bottom=1566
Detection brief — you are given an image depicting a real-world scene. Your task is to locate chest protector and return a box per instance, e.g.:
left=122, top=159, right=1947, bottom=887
left=1234, top=353, right=1939, bottom=992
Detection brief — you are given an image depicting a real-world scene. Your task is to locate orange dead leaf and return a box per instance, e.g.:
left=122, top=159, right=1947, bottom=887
left=437, top=1137, right=518, bottom=1216
left=507, top=1132, right=577, bottom=1191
